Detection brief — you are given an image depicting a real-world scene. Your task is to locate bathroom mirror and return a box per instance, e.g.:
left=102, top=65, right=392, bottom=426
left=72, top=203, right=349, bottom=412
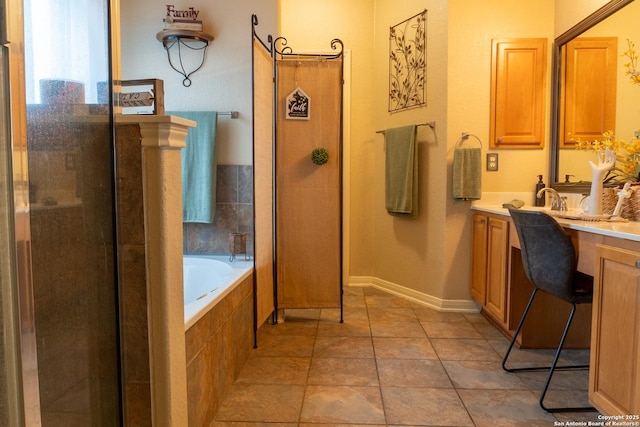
left=550, top=0, right=637, bottom=193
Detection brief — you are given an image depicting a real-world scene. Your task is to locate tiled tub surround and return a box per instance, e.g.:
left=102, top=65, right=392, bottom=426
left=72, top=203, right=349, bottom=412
left=184, top=165, right=254, bottom=256
left=185, top=271, right=254, bottom=427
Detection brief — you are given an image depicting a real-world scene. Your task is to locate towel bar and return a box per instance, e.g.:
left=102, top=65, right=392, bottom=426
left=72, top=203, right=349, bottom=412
left=455, top=132, right=482, bottom=148
left=218, top=111, right=239, bottom=118
left=376, top=121, right=435, bottom=134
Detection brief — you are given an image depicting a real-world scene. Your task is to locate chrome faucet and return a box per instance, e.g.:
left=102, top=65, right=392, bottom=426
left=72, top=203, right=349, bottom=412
left=536, top=188, right=566, bottom=211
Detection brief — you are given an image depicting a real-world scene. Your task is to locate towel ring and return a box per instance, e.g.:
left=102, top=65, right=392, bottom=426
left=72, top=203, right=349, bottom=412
left=455, top=133, right=483, bottom=149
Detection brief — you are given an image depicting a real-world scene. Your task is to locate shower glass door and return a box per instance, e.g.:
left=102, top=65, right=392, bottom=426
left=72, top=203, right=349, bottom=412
left=20, top=0, right=121, bottom=424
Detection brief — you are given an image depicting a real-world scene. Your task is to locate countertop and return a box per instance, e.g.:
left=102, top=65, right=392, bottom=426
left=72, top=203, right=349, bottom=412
left=472, top=204, right=640, bottom=243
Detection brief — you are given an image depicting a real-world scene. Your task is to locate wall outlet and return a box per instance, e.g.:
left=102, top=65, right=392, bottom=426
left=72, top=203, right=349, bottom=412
left=486, top=153, right=498, bottom=171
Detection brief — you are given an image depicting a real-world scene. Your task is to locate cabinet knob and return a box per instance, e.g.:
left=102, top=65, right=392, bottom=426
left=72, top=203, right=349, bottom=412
left=636, top=259, right=640, bottom=269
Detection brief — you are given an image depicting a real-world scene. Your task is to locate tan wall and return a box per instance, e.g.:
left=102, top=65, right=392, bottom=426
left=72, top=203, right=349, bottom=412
left=371, top=0, right=449, bottom=298
left=555, top=0, right=611, bottom=36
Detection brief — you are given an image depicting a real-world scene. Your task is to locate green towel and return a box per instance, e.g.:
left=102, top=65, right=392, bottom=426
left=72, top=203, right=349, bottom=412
left=452, top=147, right=481, bottom=200
left=385, top=125, right=418, bottom=218
left=167, top=111, right=218, bottom=223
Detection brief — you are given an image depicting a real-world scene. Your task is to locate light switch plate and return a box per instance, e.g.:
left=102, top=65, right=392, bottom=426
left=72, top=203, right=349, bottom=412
left=487, top=153, right=498, bottom=171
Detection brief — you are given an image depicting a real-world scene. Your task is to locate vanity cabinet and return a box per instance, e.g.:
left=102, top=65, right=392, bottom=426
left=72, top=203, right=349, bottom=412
left=589, top=244, right=640, bottom=415
left=471, top=211, right=591, bottom=348
left=471, top=213, right=510, bottom=327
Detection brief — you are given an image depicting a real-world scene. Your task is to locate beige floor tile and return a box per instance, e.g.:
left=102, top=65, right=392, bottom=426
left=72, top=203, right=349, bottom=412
left=343, top=295, right=367, bottom=308
left=313, top=336, right=374, bottom=358
left=463, top=311, right=488, bottom=323
left=430, top=338, right=502, bottom=361
left=317, top=318, right=371, bottom=337
left=372, top=337, right=438, bottom=359
left=300, top=385, right=385, bottom=424
left=259, top=319, right=318, bottom=336
left=370, top=320, right=427, bottom=337
left=442, top=360, right=528, bottom=389
left=473, top=320, right=510, bottom=340
left=516, top=369, right=590, bottom=391
left=307, top=357, right=379, bottom=386
left=365, top=294, right=412, bottom=307
left=376, top=358, right=452, bottom=388
left=253, top=334, right=315, bottom=357
left=215, top=384, right=305, bottom=423
left=214, top=286, right=595, bottom=425
left=300, top=424, right=384, bottom=427
left=421, top=321, right=484, bottom=339
left=413, top=307, right=469, bottom=322
left=235, top=356, right=310, bottom=385
left=381, top=387, right=473, bottom=426
left=343, top=285, right=365, bottom=296
left=457, top=389, right=557, bottom=426
left=281, top=308, right=321, bottom=320
left=489, top=339, right=576, bottom=367
left=320, top=306, right=369, bottom=322
left=367, top=306, right=417, bottom=322
left=363, top=287, right=391, bottom=296
left=213, top=423, right=297, bottom=427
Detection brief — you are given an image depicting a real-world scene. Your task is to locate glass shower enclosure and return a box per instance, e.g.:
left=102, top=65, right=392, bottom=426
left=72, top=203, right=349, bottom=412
left=1, top=0, right=122, bottom=424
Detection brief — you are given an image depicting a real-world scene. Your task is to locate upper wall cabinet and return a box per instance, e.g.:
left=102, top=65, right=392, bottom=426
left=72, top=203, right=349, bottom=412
left=490, top=38, right=547, bottom=149
left=560, top=37, right=617, bottom=148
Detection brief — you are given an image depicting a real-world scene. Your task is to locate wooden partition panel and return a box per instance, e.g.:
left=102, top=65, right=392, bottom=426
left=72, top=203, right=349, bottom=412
left=276, top=59, right=342, bottom=308
left=253, top=40, right=275, bottom=327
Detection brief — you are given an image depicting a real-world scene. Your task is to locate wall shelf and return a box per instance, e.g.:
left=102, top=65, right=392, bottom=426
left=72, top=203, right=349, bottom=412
left=156, top=30, right=215, bottom=87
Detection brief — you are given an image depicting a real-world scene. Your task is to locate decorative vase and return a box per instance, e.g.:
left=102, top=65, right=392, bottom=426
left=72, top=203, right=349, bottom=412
left=587, top=148, right=615, bottom=216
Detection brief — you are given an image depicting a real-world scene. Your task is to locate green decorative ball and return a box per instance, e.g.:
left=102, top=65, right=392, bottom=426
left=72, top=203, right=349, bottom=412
left=311, top=147, right=329, bottom=165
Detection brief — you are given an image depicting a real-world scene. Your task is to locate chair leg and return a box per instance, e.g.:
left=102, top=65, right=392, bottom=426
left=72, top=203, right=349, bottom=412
left=502, top=288, right=538, bottom=373
left=502, top=291, right=594, bottom=412
left=539, top=303, right=595, bottom=413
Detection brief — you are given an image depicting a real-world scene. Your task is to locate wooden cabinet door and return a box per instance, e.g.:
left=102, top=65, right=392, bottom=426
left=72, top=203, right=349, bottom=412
left=471, top=214, right=488, bottom=304
left=484, top=217, right=509, bottom=325
left=590, top=244, right=640, bottom=415
left=490, top=38, right=547, bottom=149
left=560, top=37, right=617, bottom=147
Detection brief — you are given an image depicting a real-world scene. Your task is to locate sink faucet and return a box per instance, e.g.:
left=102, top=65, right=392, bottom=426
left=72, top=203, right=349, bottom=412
left=536, top=188, right=566, bottom=211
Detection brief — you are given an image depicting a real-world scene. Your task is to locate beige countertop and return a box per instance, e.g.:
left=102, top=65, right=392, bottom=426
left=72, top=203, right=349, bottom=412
left=472, top=204, right=640, bottom=243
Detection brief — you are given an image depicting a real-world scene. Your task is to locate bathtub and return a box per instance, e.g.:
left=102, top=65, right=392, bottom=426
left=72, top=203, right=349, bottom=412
left=183, top=255, right=253, bottom=329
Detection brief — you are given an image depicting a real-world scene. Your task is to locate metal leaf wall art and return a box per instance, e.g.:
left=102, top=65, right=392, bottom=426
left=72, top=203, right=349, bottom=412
left=389, top=10, right=427, bottom=112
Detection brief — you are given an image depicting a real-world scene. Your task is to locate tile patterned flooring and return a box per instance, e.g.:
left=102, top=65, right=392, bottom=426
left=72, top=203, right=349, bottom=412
left=213, top=286, right=601, bottom=426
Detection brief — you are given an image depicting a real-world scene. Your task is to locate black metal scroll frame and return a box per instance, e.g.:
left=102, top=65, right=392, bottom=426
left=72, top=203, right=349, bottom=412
left=157, top=31, right=213, bottom=87
left=251, top=15, right=345, bottom=349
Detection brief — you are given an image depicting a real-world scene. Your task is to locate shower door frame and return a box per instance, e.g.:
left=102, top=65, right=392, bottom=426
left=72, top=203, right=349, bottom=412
left=2, top=0, right=42, bottom=423
left=2, top=0, right=125, bottom=423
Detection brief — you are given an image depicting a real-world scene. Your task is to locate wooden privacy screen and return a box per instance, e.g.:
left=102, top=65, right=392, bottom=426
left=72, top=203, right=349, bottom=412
left=252, top=39, right=275, bottom=327
left=276, top=59, right=342, bottom=309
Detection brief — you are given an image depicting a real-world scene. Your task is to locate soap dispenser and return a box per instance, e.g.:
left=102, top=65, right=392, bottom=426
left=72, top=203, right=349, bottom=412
left=535, top=175, right=545, bottom=207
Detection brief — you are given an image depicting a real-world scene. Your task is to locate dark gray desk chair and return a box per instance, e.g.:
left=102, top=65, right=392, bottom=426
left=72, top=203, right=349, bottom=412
left=503, top=208, right=595, bottom=412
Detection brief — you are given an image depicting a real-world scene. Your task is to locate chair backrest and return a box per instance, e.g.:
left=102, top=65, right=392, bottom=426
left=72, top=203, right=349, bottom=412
left=508, top=209, right=577, bottom=302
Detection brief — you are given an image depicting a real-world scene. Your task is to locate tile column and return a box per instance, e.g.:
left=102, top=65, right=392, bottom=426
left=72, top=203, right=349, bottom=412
left=121, top=115, right=195, bottom=426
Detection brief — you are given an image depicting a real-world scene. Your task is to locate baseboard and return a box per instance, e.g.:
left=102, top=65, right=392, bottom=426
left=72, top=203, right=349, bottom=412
left=348, top=276, right=480, bottom=313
